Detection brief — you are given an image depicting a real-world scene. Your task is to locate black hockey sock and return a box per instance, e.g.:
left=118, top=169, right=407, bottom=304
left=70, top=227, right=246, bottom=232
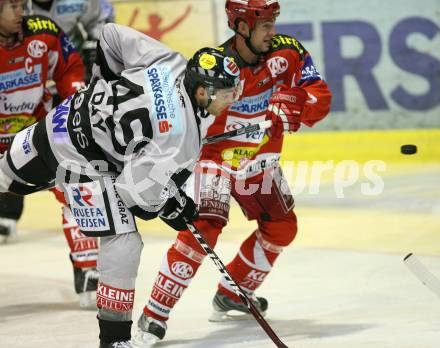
left=98, top=316, right=132, bottom=343
left=0, top=193, right=23, bottom=220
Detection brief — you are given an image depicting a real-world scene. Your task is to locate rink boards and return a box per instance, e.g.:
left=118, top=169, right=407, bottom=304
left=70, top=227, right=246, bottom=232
left=18, top=129, right=440, bottom=255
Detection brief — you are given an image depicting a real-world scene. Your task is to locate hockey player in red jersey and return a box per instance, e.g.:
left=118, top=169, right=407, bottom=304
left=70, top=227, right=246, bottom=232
left=0, top=0, right=99, bottom=307
left=134, top=0, right=332, bottom=345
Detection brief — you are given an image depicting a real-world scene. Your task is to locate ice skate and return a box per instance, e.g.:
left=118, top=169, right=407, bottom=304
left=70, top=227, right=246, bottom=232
left=73, top=266, right=99, bottom=309
left=209, top=290, right=268, bottom=322
left=132, top=313, right=167, bottom=348
left=0, top=218, right=17, bottom=243
left=99, top=340, right=133, bottom=348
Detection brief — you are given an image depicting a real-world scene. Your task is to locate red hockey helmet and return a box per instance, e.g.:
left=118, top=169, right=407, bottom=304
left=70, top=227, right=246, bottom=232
left=225, top=0, right=280, bottom=31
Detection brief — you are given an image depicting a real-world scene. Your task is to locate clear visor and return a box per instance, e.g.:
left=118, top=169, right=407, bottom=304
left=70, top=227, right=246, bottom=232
left=209, top=83, right=242, bottom=104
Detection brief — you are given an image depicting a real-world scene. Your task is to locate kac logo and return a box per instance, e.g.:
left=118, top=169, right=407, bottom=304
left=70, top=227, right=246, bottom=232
left=171, top=261, right=194, bottom=279
left=27, top=40, right=48, bottom=58
left=267, top=56, right=289, bottom=77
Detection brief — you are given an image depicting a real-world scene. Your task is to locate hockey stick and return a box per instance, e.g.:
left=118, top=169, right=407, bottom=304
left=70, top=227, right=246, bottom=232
left=185, top=221, right=289, bottom=348
left=403, top=253, right=440, bottom=298
left=202, top=120, right=272, bottom=145
left=9, top=121, right=271, bottom=195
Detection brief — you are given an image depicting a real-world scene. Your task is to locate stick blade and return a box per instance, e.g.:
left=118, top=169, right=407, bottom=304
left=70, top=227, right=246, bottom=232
left=403, top=253, right=440, bottom=298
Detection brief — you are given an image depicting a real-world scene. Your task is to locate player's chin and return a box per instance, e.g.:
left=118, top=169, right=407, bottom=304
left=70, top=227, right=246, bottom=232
left=259, top=43, right=271, bottom=53
left=11, top=22, right=21, bottom=33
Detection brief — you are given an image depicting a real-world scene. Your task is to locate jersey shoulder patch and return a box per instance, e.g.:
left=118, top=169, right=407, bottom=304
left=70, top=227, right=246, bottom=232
left=23, top=15, right=62, bottom=37
left=270, top=34, right=306, bottom=58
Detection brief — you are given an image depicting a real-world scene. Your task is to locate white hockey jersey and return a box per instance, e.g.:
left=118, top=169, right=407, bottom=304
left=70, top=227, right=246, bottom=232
left=44, top=23, right=202, bottom=212
left=30, top=0, right=105, bottom=40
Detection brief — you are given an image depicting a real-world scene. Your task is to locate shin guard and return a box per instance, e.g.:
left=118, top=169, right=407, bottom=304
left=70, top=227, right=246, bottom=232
left=63, top=206, right=98, bottom=268
left=144, top=219, right=223, bottom=321
left=218, top=230, right=283, bottom=302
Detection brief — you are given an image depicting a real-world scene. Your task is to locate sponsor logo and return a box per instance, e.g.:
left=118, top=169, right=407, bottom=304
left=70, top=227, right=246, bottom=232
left=147, top=68, right=168, bottom=121
left=22, top=126, right=33, bottom=154
left=243, top=155, right=280, bottom=176
left=242, top=270, right=268, bottom=290
left=26, top=17, right=59, bottom=33
left=52, top=96, right=71, bottom=133
left=159, top=120, right=171, bottom=133
left=199, top=53, right=216, bottom=70
left=97, top=282, right=135, bottom=312
left=223, top=115, right=267, bottom=145
left=61, top=33, right=76, bottom=61
left=71, top=111, right=89, bottom=149
left=0, top=115, right=37, bottom=134
left=271, top=35, right=304, bottom=54
left=27, top=40, right=48, bottom=58
left=72, top=186, right=93, bottom=207
left=69, top=228, right=99, bottom=252
left=56, top=2, right=85, bottom=15
left=72, top=209, right=107, bottom=229
left=8, top=56, right=24, bottom=64
left=0, top=136, right=14, bottom=146
left=199, top=174, right=231, bottom=219
left=223, top=146, right=257, bottom=161
left=1, top=100, right=37, bottom=114
left=267, top=56, right=289, bottom=77
left=300, top=56, right=322, bottom=82
left=229, top=89, right=272, bottom=115
left=221, top=134, right=270, bottom=169
left=247, top=270, right=268, bottom=282
left=224, top=56, right=240, bottom=76
left=171, top=261, right=194, bottom=279
left=257, top=77, right=271, bottom=88
left=0, top=65, right=42, bottom=92
left=70, top=184, right=109, bottom=230
left=145, top=66, right=182, bottom=136
left=155, top=273, right=186, bottom=298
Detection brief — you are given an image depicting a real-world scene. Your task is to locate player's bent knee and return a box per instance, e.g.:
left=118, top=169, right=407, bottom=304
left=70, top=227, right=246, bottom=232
left=177, top=218, right=224, bottom=252
left=258, top=210, right=298, bottom=247
left=98, top=232, right=143, bottom=284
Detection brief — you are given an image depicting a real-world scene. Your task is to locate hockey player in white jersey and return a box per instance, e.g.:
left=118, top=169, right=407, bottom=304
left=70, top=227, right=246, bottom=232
left=28, top=0, right=109, bottom=83
left=0, top=23, right=241, bottom=348
left=29, top=0, right=105, bottom=45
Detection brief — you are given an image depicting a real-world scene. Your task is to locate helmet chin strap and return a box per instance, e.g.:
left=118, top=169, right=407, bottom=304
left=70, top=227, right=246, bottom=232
left=236, top=29, right=261, bottom=57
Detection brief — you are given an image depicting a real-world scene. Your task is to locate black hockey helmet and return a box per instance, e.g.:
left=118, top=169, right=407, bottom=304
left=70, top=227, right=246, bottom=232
left=184, top=47, right=241, bottom=97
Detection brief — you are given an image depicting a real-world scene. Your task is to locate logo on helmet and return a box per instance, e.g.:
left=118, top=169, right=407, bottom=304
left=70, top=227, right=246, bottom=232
left=224, top=57, right=240, bottom=77
left=199, top=53, right=217, bottom=70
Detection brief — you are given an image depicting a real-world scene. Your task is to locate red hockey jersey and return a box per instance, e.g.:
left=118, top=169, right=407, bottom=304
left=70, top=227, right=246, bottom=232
left=0, top=15, right=84, bottom=152
left=202, top=34, right=332, bottom=176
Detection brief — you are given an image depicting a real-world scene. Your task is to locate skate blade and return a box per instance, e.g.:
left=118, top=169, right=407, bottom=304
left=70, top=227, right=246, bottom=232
left=208, top=309, right=266, bottom=322
left=0, top=234, right=18, bottom=244
left=132, top=331, right=160, bottom=348
left=78, top=291, right=96, bottom=310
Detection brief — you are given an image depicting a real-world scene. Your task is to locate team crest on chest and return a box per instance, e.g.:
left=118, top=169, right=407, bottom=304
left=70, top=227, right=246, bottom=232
left=27, top=40, right=48, bottom=58
left=266, top=56, right=288, bottom=77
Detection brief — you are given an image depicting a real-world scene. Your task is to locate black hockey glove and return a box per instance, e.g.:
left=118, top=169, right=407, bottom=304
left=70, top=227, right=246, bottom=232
left=159, top=189, right=198, bottom=231
left=80, top=40, right=97, bottom=84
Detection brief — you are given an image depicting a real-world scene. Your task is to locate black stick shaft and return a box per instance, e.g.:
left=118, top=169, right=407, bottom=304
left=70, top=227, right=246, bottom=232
left=186, top=222, right=289, bottom=348
left=203, top=120, right=272, bottom=145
